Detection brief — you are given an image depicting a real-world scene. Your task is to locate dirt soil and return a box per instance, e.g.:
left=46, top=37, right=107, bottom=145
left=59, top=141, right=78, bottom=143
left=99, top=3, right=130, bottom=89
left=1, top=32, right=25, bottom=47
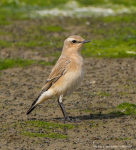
left=0, top=56, right=136, bottom=149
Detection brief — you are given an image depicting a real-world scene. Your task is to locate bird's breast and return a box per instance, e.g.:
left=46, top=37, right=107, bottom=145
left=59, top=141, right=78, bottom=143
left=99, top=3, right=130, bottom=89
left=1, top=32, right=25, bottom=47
left=52, top=55, right=84, bottom=96
left=63, top=55, right=84, bottom=95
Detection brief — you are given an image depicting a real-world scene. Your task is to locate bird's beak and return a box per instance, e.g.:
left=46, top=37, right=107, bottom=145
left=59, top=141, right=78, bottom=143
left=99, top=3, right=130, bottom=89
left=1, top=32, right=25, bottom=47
left=82, top=40, right=91, bottom=44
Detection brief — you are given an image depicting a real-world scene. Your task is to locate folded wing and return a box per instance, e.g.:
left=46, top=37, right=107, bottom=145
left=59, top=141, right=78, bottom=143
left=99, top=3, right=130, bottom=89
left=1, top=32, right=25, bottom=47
left=42, top=56, right=71, bottom=92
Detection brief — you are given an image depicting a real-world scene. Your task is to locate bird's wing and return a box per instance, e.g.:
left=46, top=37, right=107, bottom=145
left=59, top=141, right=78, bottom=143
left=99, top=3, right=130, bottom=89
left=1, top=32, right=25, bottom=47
left=41, top=56, right=71, bottom=91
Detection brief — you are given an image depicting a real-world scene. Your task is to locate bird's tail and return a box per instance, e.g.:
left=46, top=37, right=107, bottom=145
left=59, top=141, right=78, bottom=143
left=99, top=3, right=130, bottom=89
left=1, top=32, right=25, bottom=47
left=26, top=105, right=36, bottom=115
left=26, top=94, right=40, bottom=115
left=26, top=89, right=54, bottom=115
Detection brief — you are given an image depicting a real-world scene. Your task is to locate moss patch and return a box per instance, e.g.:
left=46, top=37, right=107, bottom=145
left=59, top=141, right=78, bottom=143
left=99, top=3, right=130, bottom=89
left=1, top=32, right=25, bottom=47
left=0, top=40, right=12, bottom=47
left=24, top=120, right=74, bottom=129
left=117, top=102, right=136, bottom=115
left=109, top=137, right=133, bottom=140
left=22, top=131, right=68, bottom=138
left=1, top=0, right=136, bottom=8
left=0, top=58, right=54, bottom=70
left=82, top=103, right=136, bottom=117
left=45, top=26, right=65, bottom=32
left=16, top=120, right=76, bottom=139
left=0, top=2, right=136, bottom=59
left=2, top=120, right=77, bottom=139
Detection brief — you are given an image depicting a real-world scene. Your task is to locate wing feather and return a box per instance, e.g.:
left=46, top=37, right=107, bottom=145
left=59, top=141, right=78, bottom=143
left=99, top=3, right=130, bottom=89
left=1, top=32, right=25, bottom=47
left=42, top=56, right=71, bottom=91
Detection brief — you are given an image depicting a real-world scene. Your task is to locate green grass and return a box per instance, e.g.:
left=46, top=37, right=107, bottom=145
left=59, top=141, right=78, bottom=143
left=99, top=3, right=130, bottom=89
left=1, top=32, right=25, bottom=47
left=27, top=25, right=65, bottom=33
left=1, top=0, right=136, bottom=8
left=25, top=120, right=75, bottom=129
left=102, top=14, right=136, bottom=23
left=2, top=120, right=75, bottom=139
left=45, top=26, right=65, bottom=32
left=107, top=102, right=136, bottom=116
left=115, top=137, right=133, bottom=140
left=104, top=102, right=136, bottom=116
left=0, top=58, right=54, bottom=70
left=81, top=13, right=136, bottom=58
left=0, top=2, right=136, bottom=59
left=77, top=0, right=136, bottom=7
left=22, top=131, right=68, bottom=138
left=0, top=40, right=12, bottom=47
left=118, top=92, right=129, bottom=95
left=83, top=109, right=92, bottom=113
left=16, top=41, right=45, bottom=47
left=109, top=137, right=133, bottom=140
left=0, top=0, right=136, bottom=25
left=117, top=102, right=136, bottom=115
left=17, top=120, right=75, bottom=138
left=83, top=37, right=136, bottom=58
left=83, top=102, right=136, bottom=117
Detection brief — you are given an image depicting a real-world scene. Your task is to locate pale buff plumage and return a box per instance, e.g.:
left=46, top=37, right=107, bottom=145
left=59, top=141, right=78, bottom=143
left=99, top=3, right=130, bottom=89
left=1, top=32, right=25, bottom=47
left=27, top=35, right=90, bottom=121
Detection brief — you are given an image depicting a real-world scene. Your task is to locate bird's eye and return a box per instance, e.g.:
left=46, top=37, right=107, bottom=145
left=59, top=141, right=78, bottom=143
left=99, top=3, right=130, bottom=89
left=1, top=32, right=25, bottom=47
left=72, top=40, right=77, bottom=43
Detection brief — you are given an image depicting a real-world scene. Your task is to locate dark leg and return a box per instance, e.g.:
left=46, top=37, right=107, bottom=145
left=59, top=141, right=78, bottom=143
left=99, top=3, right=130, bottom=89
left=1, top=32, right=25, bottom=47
left=58, top=95, right=70, bottom=121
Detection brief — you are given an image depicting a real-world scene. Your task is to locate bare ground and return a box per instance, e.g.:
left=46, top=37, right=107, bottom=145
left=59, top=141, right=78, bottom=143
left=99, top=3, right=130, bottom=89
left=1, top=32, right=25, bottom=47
left=0, top=57, right=136, bottom=150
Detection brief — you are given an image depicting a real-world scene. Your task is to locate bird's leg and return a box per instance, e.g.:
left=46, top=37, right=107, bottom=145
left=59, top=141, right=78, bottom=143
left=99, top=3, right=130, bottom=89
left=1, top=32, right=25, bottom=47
left=58, top=95, right=70, bottom=121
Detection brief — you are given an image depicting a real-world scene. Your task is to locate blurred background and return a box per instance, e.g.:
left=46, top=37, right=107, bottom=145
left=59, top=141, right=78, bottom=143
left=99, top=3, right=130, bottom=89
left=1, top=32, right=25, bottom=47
left=0, top=0, right=136, bottom=69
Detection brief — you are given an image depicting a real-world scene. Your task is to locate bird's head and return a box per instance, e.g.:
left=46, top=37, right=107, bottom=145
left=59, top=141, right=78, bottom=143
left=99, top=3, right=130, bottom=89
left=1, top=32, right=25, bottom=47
left=62, top=35, right=90, bottom=55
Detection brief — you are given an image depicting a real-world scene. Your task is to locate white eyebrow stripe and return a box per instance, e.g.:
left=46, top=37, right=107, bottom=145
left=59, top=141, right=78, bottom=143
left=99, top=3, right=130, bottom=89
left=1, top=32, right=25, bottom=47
left=67, top=38, right=75, bottom=41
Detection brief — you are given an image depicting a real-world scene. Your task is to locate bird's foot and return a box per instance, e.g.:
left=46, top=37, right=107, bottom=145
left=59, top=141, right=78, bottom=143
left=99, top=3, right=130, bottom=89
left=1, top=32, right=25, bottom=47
left=58, top=117, right=81, bottom=123
left=64, top=117, right=81, bottom=123
left=71, top=118, right=81, bottom=123
left=59, top=117, right=72, bottom=123
left=64, top=117, right=71, bottom=122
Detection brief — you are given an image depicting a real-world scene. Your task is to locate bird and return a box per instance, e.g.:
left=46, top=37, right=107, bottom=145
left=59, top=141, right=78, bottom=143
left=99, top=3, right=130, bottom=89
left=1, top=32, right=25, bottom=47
left=26, top=35, right=90, bottom=121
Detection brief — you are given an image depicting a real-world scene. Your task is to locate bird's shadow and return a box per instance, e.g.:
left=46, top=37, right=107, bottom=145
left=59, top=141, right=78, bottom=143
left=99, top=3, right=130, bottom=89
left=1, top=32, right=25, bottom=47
left=27, top=112, right=125, bottom=123
left=54, top=113, right=125, bottom=121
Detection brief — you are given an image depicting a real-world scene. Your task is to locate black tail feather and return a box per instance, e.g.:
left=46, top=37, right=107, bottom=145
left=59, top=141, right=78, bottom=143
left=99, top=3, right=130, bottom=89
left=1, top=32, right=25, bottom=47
left=26, top=105, right=36, bottom=115
left=26, top=93, right=42, bottom=115
left=26, top=84, right=51, bottom=115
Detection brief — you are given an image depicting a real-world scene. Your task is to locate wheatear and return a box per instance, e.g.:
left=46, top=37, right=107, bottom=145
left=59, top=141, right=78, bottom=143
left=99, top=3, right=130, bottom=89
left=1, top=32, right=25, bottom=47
left=27, top=35, right=90, bottom=121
